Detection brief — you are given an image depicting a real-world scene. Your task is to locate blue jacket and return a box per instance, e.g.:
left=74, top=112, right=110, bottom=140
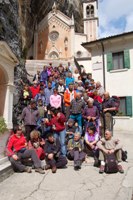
left=44, top=88, right=53, bottom=106
left=65, top=77, right=75, bottom=88
left=40, top=70, right=48, bottom=83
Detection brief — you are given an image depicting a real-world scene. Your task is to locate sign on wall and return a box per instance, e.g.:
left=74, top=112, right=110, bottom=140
left=92, top=62, right=103, bottom=70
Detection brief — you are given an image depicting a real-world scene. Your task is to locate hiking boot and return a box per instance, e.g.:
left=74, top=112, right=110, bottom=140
left=45, top=164, right=51, bottom=170
left=93, top=157, right=100, bottom=167
left=117, top=165, right=124, bottom=173
left=99, top=165, right=105, bottom=174
left=35, top=168, right=45, bottom=174
left=74, top=165, right=79, bottom=171
left=52, top=166, right=57, bottom=173
left=24, top=166, right=32, bottom=173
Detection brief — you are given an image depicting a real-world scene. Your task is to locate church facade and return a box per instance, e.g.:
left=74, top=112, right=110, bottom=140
left=31, top=0, right=98, bottom=72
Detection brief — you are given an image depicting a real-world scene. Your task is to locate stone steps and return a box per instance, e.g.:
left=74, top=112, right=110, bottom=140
left=0, top=157, right=14, bottom=183
left=25, top=59, right=76, bottom=82
left=0, top=156, right=94, bottom=182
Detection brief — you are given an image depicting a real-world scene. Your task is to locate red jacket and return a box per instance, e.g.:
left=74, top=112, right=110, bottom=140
left=6, top=134, right=27, bottom=157
left=46, top=113, right=66, bottom=132
left=30, top=85, right=40, bottom=98
left=94, top=95, right=103, bottom=103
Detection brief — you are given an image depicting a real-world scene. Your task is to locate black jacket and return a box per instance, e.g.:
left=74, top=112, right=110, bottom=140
left=44, top=138, right=61, bottom=156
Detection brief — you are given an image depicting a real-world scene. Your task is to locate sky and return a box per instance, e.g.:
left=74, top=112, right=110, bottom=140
left=98, top=0, right=133, bottom=38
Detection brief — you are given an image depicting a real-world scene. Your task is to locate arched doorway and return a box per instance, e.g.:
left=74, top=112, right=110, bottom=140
left=49, top=51, right=59, bottom=59
left=0, top=67, right=8, bottom=117
left=0, top=41, right=19, bottom=128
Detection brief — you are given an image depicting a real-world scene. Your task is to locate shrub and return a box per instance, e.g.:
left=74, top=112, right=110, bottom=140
left=0, top=117, right=7, bottom=134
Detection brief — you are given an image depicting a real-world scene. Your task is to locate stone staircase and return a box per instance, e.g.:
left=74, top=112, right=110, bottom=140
left=25, top=59, right=76, bottom=82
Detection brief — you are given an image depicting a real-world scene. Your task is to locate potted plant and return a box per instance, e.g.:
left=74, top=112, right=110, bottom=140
left=0, top=116, right=9, bottom=158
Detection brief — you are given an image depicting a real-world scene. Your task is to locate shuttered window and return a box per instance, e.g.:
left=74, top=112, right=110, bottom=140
left=107, top=50, right=130, bottom=71
left=126, top=96, right=132, bottom=117
left=118, top=96, right=132, bottom=117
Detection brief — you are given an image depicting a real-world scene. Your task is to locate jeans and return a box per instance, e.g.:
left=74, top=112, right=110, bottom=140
left=9, top=149, right=41, bottom=172
left=54, top=129, right=66, bottom=156
left=70, top=113, right=82, bottom=135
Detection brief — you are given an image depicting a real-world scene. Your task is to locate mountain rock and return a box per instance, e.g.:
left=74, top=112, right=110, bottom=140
left=0, top=0, right=82, bottom=122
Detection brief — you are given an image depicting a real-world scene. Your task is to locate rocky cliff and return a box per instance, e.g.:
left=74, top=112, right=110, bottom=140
left=0, top=0, right=83, bottom=122
left=0, top=0, right=83, bottom=58
left=19, top=0, right=83, bottom=52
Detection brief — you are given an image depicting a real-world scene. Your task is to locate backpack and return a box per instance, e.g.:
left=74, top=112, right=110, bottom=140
left=122, top=150, right=128, bottom=162
left=105, top=153, right=118, bottom=173
left=110, top=96, right=120, bottom=116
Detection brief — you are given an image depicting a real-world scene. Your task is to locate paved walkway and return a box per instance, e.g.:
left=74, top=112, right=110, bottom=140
left=0, top=131, right=133, bottom=200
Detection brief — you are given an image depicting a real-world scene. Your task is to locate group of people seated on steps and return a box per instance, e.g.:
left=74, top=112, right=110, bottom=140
left=6, top=62, right=125, bottom=174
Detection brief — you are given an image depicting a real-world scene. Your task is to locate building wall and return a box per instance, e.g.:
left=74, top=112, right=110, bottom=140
left=90, top=37, right=133, bottom=131
left=78, top=60, right=92, bottom=73
left=74, top=34, right=87, bottom=55
left=74, top=34, right=92, bottom=73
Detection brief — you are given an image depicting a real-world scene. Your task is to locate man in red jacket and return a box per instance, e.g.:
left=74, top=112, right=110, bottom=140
left=44, top=108, right=66, bottom=156
left=30, top=80, right=40, bottom=99
left=6, top=125, right=45, bottom=174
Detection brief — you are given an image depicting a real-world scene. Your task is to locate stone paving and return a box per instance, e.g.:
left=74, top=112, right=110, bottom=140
left=0, top=131, right=133, bottom=200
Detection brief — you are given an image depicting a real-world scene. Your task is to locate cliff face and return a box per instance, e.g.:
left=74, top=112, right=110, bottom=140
left=0, top=0, right=83, bottom=57
left=19, top=0, right=83, bottom=51
left=0, top=0, right=82, bottom=122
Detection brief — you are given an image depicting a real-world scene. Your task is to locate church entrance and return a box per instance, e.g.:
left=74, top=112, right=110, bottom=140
left=48, top=51, right=59, bottom=59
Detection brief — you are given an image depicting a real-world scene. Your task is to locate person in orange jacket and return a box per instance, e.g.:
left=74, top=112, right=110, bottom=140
left=64, top=83, right=77, bottom=121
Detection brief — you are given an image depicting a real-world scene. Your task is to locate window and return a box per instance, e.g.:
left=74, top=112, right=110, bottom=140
left=76, top=51, right=82, bottom=58
left=112, top=52, right=124, bottom=70
left=107, top=49, right=130, bottom=71
left=117, top=96, right=132, bottom=117
left=119, top=97, right=126, bottom=116
left=49, top=31, right=59, bottom=41
left=38, top=41, right=43, bottom=54
left=86, top=5, right=94, bottom=18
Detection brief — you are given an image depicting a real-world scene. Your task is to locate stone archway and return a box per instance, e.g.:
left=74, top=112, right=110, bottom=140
left=0, top=41, right=19, bottom=129
left=0, top=67, right=8, bottom=117
left=49, top=51, right=59, bottom=59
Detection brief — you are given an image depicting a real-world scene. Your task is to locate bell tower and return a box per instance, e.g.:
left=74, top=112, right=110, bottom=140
left=83, top=0, right=98, bottom=42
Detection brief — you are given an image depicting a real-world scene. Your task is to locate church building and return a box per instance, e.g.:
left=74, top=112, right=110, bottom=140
left=29, top=0, right=98, bottom=72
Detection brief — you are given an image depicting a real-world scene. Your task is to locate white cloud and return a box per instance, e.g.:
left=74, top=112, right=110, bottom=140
left=125, top=13, right=133, bottom=32
left=98, top=0, right=133, bottom=37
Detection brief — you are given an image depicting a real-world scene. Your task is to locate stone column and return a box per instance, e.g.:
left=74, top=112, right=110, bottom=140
left=3, top=84, right=15, bottom=129
left=34, top=30, right=38, bottom=59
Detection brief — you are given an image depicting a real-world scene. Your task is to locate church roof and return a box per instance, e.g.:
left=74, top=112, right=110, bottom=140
left=38, top=6, right=72, bottom=31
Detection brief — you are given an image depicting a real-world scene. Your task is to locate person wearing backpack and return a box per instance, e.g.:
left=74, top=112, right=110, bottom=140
left=97, top=130, right=124, bottom=174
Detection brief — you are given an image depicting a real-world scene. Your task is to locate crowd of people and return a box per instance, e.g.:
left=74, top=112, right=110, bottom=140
left=6, top=62, right=124, bottom=174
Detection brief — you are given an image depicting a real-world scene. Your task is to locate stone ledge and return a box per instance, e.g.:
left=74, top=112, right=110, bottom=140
left=0, top=157, right=8, bottom=165
left=0, top=157, right=94, bottom=183
left=0, top=158, right=14, bottom=183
